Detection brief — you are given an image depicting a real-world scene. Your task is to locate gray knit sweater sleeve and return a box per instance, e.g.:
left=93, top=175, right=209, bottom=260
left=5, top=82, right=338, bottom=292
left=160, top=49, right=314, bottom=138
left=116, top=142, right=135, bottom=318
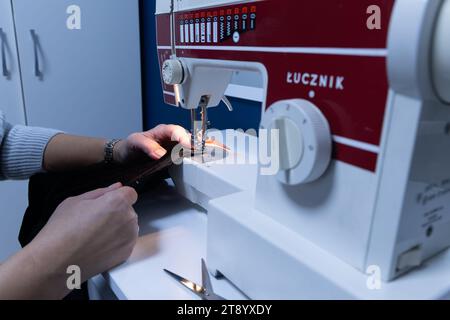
left=0, top=112, right=63, bottom=180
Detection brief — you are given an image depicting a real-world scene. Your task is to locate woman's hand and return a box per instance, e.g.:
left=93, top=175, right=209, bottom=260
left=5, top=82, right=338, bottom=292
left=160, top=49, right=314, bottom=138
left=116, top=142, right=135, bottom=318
left=35, top=182, right=138, bottom=279
left=0, top=183, right=138, bottom=300
left=114, top=124, right=191, bottom=163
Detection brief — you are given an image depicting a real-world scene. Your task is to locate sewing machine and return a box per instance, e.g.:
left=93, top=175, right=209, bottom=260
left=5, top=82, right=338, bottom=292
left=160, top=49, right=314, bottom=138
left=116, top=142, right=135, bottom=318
left=155, top=0, right=450, bottom=299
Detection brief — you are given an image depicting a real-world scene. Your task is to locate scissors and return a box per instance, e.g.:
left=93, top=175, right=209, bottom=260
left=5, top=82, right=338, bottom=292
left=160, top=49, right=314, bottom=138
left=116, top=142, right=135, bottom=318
left=164, top=259, right=226, bottom=300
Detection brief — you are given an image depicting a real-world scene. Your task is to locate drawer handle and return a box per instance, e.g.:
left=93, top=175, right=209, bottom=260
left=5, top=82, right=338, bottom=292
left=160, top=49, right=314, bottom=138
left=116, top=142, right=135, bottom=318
left=0, top=28, right=9, bottom=77
left=30, top=29, right=42, bottom=78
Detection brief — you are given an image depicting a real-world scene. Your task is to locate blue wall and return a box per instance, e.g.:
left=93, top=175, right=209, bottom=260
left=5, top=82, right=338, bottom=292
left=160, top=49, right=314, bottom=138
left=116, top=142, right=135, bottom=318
left=140, top=0, right=262, bottom=132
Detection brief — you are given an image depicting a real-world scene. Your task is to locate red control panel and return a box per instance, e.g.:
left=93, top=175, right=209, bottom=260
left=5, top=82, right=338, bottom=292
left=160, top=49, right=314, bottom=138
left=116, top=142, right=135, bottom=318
left=156, top=0, right=396, bottom=172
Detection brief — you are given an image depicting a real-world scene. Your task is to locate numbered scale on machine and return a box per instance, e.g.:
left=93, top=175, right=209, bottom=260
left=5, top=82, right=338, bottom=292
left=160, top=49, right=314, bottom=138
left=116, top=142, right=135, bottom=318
left=178, top=6, right=257, bottom=44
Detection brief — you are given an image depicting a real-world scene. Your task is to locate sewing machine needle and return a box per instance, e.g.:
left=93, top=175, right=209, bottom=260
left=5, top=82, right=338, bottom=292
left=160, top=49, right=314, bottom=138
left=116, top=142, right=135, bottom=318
left=201, top=105, right=207, bottom=155
left=190, top=109, right=196, bottom=157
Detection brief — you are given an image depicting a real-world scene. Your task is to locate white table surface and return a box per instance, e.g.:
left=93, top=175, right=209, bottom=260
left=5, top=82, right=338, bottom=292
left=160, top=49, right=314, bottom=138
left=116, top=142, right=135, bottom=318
left=102, top=180, right=248, bottom=300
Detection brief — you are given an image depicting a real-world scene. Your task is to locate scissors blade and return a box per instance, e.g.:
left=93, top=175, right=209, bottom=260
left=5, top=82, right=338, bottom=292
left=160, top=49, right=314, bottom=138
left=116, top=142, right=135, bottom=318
left=201, top=259, right=213, bottom=292
left=164, top=269, right=207, bottom=300
left=201, top=259, right=226, bottom=300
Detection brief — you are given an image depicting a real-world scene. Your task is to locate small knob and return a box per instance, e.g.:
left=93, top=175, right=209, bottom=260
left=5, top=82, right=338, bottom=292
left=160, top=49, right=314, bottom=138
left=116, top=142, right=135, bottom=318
left=273, top=117, right=304, bottom=171
left=162, top=59, right=185, bottom=85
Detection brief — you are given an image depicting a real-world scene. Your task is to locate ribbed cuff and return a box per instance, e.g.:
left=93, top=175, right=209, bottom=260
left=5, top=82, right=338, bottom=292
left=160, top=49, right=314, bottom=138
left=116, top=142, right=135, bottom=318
left=1, top=125, right=63, bottom=180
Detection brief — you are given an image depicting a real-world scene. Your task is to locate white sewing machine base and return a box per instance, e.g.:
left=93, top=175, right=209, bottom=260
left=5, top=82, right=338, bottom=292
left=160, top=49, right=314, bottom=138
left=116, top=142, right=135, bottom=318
left=169, top=132, right=450, bottom=300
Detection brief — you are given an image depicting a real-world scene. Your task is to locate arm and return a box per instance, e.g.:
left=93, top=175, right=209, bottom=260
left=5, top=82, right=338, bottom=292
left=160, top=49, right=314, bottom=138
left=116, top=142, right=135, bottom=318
left=42, top=134, right=106, bottom=172
left=0, top=124, right=62, bottom=180
left=1, top=122, right=190, bottom=178
left=0, top=241, right=69, bottom=300
left=43, top=124, right=191, bottom=172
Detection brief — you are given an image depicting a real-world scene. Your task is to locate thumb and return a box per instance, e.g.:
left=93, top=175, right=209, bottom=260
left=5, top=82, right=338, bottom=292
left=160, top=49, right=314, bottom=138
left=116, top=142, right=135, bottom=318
left=141, top=139, right=168, bottom=160
left=77, top=182, right=123, bottom=200
left=101, top=186, right=139, bottom=206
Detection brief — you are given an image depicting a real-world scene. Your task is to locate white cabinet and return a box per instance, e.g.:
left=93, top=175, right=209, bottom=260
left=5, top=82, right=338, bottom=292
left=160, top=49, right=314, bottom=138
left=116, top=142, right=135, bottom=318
left=0, top=0, right=27, bottom=261
left=12, top=0, right=142, bottom=138
left=0, top=0, right=26, bottom=125
left=0, top=0, right=142, bottom=261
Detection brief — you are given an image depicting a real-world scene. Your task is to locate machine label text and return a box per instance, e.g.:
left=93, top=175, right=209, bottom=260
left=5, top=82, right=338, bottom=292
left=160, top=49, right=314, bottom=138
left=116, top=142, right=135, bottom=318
left=286, top=71, right=345, bottom=91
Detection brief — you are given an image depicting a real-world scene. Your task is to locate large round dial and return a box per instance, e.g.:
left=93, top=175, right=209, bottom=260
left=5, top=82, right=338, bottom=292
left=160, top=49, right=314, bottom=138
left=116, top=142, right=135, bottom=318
left=261, top=99, right=332, bottom=185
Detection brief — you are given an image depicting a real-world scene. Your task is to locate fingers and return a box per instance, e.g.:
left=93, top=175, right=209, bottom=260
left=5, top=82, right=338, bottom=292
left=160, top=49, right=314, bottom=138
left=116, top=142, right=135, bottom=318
left=169, top=125, right=191, bottom=148
left=77, top=182, right=123, bottom=200
left=126, top=125, right=190, bottom=161
left=103, top=186, right=139, bottom=207
left=148, top=124, right=191, bottom=147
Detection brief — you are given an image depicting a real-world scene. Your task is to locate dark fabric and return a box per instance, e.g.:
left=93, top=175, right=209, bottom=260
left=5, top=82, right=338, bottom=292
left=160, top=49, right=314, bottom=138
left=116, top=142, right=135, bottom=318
left=18, top=150, right=177, bottom=300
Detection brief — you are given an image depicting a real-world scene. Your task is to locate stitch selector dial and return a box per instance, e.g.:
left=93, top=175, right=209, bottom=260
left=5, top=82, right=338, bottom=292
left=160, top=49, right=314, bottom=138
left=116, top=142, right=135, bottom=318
left=261, top=99, right=332, bottom=185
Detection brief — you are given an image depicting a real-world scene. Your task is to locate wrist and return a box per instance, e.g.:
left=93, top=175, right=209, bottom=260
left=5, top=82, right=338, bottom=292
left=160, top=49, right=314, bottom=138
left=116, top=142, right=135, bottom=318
left=21, top=240, right=70, bottom=299
left=26, top=238, right=66, bottom=282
